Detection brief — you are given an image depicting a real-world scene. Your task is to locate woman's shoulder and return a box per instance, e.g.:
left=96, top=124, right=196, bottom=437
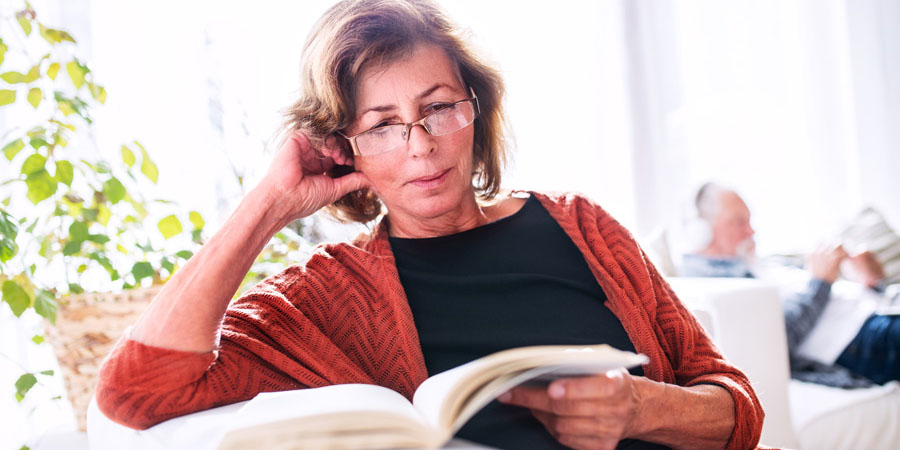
left=523, top=190, right=612, bottom=219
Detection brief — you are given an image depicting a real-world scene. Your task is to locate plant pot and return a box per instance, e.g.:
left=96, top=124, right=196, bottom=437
left=44, top=286, right=161, bottom=431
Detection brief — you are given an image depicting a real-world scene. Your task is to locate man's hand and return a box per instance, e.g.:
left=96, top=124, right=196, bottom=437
left=807, top=244, right=848, bottom=284
left=497, top=369, right=642, bottom=450
left=845, top=250, right=886, bottom=289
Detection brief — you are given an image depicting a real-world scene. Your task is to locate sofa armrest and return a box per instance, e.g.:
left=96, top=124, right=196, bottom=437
left=668, top=277, right=798, bottom=449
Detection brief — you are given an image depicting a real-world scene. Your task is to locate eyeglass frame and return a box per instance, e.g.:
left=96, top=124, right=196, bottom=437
left=336, top=87, right=480, bottom=157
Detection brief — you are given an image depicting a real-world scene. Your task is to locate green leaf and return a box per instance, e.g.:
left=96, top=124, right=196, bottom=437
left=89, top=251, right=113, bottom=271
left=28, top=263, right=36, bottom=276
left=3, top=139, right=25, bottom=161
left=55, top=160, right=73, bottom=186
left=0, top=89, right=16, bottom=106
left=189, top=211, right=205, bottom=229
left=0, top=71, right=25, bottom=83
left=17, top=13, right=32, bottom=35
left=87, top=81, right=105, bottom=103
left=62, top=240, right=82, bottom=256
left=0, top=234, right=17, bottom=262
left=95, top=160, right=111, bottom=173
left=2, top=280, right=30, bottom=317
left=121, top=145, right=135, bottom=167
left=87, top=234, right=110, bottom=244
left=47, top=62, right=60, bottom=80
left=102, top=177, right=126, bottom=204
left=137, top=142, right=158, bottom=183
left=131, top=261, right=154, bottom=281
left=158, top=215, right=183, bottom=239
left=25, top=217, right=38, bottom=234
left=0, top=41, right=6, bottom=65
left=176, top=250, right=193, bottom=260
left=23, top=65, right=39, bottom=83
left=66, top=61, right=85, bottom=89
left=68, top=221, right=89, bottom=242
left=0, top=210, right=18, bottom=262
left=25, top=170, right=57, bottom=204
left=34, top=290, right=57, bottom=325
left=21, top=154, right=46, bottom=175
left=0, top=209, right=18, bottom=239
left=15, top=373, right=37, bottom=403
left=68, top=282, right=84, bottom=294
left=40, top=370, right=54, bottom=376
left=32, top=335, right=44, bottom=344
left=29, top=136, right=48, bottom=150
left=160, top=257, right=174, bottom=273
left=97, top=204, right=111, bottom=226
left=27, top=87, right=41, bottom=108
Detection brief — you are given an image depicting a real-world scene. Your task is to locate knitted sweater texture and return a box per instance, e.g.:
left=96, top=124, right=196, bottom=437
left=96, top=191, right=764, bottom=449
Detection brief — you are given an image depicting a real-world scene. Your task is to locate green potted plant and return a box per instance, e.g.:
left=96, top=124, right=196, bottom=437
left=1, top=3, right=318, bottom=444
left=0, top=1, right=204, bottom=441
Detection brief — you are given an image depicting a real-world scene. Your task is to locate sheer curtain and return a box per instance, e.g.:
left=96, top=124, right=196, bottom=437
left=626, top=0, right=900, bottom=256
left=18, top=0, right=900, bottom=255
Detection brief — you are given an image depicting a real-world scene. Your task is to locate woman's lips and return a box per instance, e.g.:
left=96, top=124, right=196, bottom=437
left=408, top=168, right=451, bottom=189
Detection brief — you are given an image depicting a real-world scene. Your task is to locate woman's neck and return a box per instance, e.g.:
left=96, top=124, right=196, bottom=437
left=386, top=193, right=526, bottom=239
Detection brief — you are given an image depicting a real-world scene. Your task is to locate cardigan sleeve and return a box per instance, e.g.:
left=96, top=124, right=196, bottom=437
left=641, top=247, right=765, bottom=450
left=94, top=263, right=369, bottom=430
left=95, top=306, right=312, bottom=430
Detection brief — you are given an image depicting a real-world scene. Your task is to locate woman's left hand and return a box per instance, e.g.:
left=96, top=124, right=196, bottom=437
left=497, top=368, right=642, bottom=450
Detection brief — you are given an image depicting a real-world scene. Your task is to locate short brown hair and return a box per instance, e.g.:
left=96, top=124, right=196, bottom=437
left=283, top=0, right=510, bottom=223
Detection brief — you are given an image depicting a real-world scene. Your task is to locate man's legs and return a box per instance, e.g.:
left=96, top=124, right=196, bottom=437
left=836, top=314, right=900, bottom=384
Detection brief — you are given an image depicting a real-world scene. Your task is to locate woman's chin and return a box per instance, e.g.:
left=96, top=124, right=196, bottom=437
left=389, top=188, right=469, bottom=221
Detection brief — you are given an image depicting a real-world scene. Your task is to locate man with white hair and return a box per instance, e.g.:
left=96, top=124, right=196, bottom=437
left=681, top=182, right=898, bottom=387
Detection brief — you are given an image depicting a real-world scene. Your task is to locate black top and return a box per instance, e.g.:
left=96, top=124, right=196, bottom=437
left=389, top=195, right=667, bottom=450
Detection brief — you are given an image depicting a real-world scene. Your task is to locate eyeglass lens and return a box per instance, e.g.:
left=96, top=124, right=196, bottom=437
left=355, top=100, right=476, bottom=156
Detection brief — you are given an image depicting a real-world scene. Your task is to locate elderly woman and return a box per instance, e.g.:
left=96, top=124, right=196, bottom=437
left=96, top=0, right=763, bottom=448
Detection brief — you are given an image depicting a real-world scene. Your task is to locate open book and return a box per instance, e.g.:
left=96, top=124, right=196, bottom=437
left=217, top=344, right=647, bottom=450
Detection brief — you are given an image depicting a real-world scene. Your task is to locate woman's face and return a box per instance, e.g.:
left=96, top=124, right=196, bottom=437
left=348, top=43, right=476, bottom=224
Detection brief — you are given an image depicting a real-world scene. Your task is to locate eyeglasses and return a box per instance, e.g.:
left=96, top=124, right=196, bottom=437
left=338, top=88, right=480, bottom=156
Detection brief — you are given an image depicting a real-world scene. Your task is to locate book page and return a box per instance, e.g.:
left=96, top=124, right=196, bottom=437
left=231, top=384, right=425, bottom=428
left=216, top=383, right=436, bottom=450
left=412, top=345, right=647, bottom=433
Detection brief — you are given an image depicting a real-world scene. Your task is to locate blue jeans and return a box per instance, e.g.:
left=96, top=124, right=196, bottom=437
left=836, top=314, right=900, bottom=384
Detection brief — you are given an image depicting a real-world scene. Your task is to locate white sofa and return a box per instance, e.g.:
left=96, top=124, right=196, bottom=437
left=668, top=276, right=900, bottom=450
left=87, top=276, right=900, bottom=449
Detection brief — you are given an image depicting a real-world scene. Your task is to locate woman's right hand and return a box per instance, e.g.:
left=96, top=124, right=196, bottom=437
left=256, top=130, right=371, bottom=225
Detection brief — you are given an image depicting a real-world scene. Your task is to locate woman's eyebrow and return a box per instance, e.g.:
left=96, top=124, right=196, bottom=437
left=358, top=83, right=451, bottom=117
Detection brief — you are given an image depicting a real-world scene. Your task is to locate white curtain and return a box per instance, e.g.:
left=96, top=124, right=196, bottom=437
left=19, top=0, right=899, bottom=251
left=625, top=0, right=900, bottom=256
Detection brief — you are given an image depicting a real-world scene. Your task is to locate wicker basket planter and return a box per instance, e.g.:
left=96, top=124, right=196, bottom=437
left=44, top=286, right=161, bottom=431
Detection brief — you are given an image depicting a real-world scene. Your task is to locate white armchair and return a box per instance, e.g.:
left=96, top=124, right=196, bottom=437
left=669, top=276, right=900, bottom=450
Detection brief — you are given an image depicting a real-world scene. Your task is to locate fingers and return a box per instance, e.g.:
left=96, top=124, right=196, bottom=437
left=553, top=369, right=627, bottom=400
left=498, top=370, right=630, bottom=416
left=330, top=171, right=371, bottom=199
left=531, top=410, right=625, bottom=438
left=285, top=130, right=354, bottom=175
left=323, top=134, right=354, bottom=167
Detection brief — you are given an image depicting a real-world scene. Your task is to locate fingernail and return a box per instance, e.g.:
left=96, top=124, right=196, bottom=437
left=549, top=383, right=565, bottom=399
left=498, top=392, right=511, bottom=402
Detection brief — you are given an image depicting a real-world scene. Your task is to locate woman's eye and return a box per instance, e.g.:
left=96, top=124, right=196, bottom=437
left=427, top=103, right=452, bottom=113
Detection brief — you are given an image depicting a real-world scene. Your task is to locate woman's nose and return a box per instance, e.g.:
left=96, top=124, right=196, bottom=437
left=406, top=124, right=435, bottom=158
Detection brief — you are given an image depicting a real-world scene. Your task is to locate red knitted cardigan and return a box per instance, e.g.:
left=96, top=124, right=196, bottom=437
left=96, top=191, right=764, bottom=449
